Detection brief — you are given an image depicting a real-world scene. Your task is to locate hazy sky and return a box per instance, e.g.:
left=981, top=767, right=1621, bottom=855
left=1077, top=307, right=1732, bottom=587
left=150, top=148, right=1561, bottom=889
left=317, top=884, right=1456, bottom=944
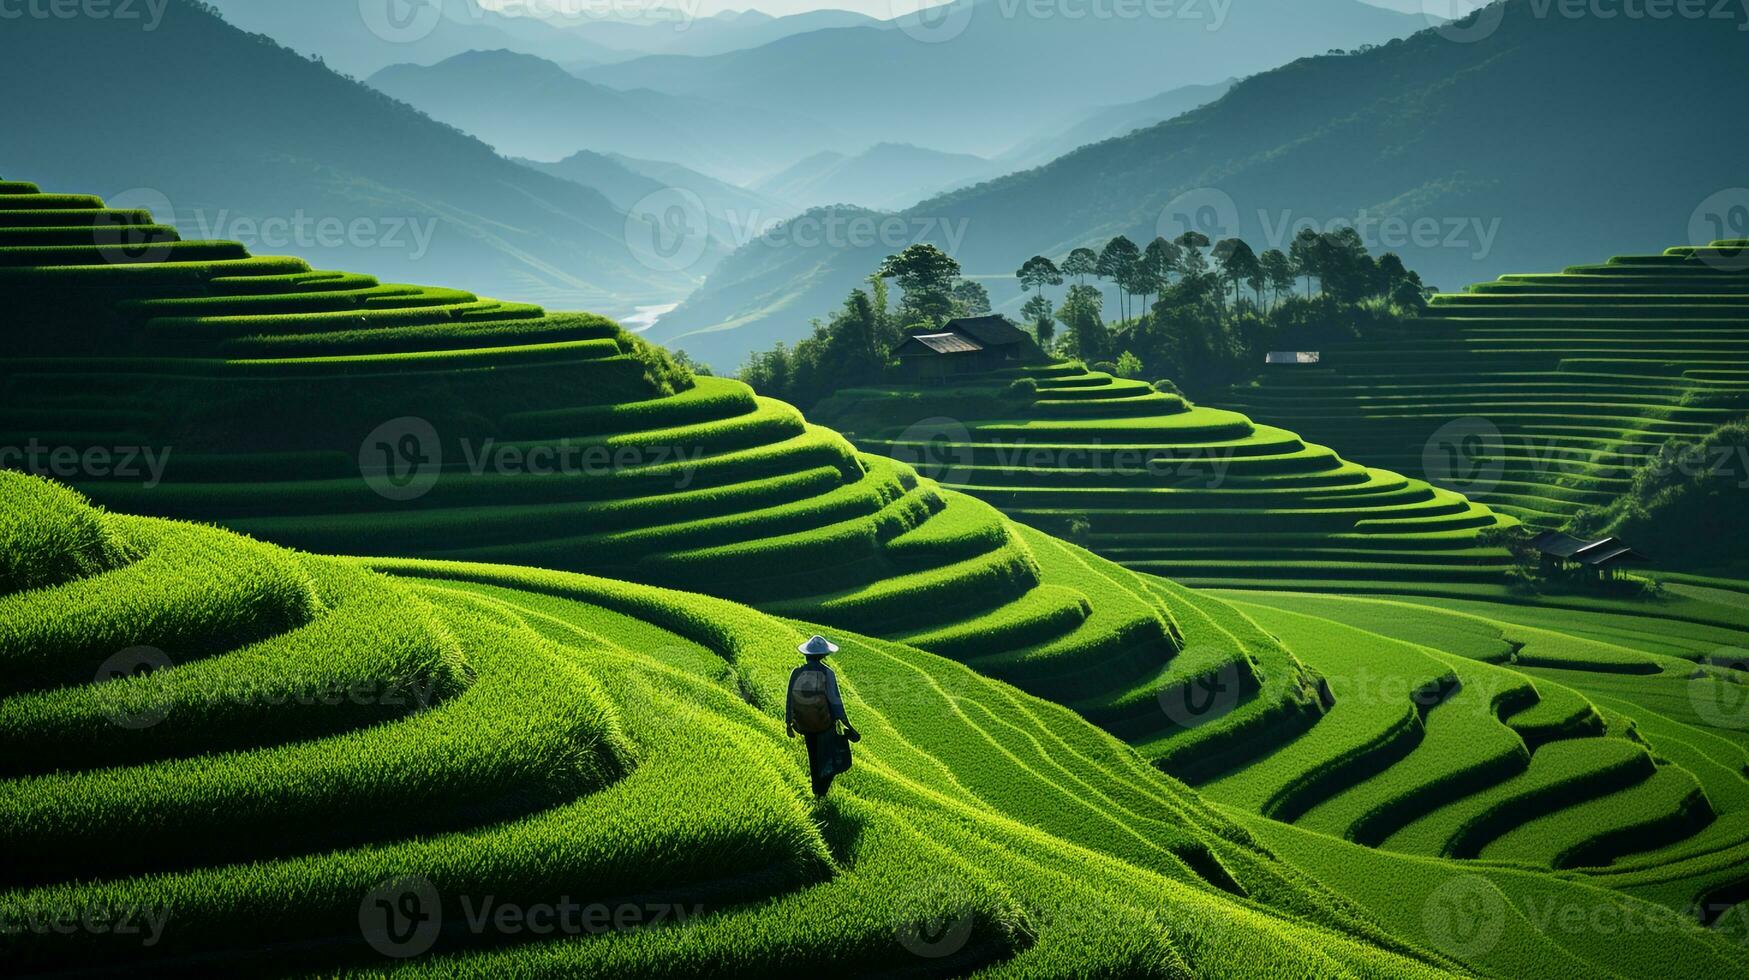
left=482, top=0, right=1419, bottom=24
left=482, top=0, right=935, bottom=20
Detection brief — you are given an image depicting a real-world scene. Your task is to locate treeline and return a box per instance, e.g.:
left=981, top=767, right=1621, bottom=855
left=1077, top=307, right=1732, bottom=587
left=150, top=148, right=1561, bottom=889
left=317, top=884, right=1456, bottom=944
left=739, top=245, right=992, bottom=409
left=738, top=228, right=1429, bottom=408
left=1020, top=227, right=1431, bottom=390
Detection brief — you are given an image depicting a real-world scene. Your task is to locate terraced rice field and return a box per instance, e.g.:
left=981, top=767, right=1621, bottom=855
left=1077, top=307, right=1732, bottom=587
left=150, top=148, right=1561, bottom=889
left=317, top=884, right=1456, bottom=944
left=1205, top=588, right=1749, bottom=938
left=8, top=471, right=1498, bottom=976
left=0, top=181, right=1337, bottom=790
left=814, top=361, right=1517, bottom=587
left=1222, top=240, right=1749, bottom=527
left=7, top=178, right=1749, bottom=975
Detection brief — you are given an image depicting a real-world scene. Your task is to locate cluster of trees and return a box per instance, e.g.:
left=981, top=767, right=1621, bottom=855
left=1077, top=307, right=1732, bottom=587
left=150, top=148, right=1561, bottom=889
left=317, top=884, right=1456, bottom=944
left=739, top=229, right=1431, bottom=408
left=1015, top=227, right=1430, bottom=389
left=740, top=244, right=990, bottom=409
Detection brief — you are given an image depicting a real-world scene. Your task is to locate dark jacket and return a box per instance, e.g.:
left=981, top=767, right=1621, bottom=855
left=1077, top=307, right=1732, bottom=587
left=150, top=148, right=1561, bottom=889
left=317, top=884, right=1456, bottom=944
left=787, top=661, right=854, bottom=782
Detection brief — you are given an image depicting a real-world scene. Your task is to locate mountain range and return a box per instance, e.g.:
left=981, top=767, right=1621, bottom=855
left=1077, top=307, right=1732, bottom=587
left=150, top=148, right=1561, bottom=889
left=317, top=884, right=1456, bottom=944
left=370, top=49, right=843, bottom=183
left=580, top=0, right=1431, bottom=155
left=649, top=1, right=1749, bottom=368
left=0, top=0, right=701, bottom=315
left=755, top=143, right=997, bottom=211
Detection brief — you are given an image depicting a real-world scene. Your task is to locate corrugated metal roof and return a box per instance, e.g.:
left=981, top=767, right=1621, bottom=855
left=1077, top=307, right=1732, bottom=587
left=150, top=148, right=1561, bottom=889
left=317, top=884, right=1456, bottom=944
left=904, top=332, right=983, bottom=354
left=1528, top=531, right=1647, bottom=565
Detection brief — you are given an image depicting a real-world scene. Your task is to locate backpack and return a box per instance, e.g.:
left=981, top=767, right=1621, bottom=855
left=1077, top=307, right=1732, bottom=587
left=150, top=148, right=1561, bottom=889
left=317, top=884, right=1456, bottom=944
left=789, top=669, right=833, bottom=734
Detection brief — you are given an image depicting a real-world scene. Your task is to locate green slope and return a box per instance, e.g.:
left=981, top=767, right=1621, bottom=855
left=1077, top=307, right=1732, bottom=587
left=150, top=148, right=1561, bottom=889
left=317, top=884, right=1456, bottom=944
left=814, top=359, right=1516, bottom=587
left=1223, top=239, right=1749, bottom=530
left=0, top=179, right=1336, bottom=785
left=0, top=470, right=1471, bottom=977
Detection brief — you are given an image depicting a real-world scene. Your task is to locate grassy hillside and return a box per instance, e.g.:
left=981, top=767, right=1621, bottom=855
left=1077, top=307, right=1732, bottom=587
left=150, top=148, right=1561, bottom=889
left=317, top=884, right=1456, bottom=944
left=651, top=0, right=1749, bottom=368
left=0, top=471, right=1469, bottom=976
left=6, top=476, right=1747, bottom=977
left=1223, top=238, right=1749, bottom=531
left=0, top=179, right=1342, bottom=784
left=7, top=179, right=1749, bottom=974
left=814, top=360, right=1517, bottom=588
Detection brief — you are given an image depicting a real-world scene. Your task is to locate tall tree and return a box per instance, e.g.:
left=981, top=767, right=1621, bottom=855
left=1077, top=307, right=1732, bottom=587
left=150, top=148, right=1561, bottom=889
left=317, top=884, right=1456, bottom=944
left=1259, top=248, right=1294, bottom=309
left=1096, top=236, right=1141, bottom=323
left=1021, top=292, right=1056, bottom=349
left=1016, top=255, right=1063, bottom=298
left=1212, top=238, right=1259, bottom=310
left=1060, top=283, right=1109, bottom=362
left=1289, top=227, right=1321, bottom=298
left=1061, top=247, right=1099, bottom=286
left=879, top=244, right=962, bottom=326
left=1136, top=237, right=1178, bottom=323
left=950, top=278, right=992, bottom=316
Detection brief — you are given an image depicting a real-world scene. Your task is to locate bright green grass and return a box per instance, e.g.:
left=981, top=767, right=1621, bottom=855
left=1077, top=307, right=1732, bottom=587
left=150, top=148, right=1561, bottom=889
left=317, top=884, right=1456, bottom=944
left=0, top=474, right=1483, bottom=977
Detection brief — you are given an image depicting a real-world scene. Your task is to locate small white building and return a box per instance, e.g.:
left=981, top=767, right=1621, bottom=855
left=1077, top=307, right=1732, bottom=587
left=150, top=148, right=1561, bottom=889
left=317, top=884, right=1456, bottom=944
left=1266, top=351, right=1321, bottom=365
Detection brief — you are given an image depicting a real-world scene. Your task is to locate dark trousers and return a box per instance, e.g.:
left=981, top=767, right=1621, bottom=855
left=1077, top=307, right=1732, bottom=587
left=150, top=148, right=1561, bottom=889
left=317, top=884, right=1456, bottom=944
left=803, top=730, right=850, bottom=796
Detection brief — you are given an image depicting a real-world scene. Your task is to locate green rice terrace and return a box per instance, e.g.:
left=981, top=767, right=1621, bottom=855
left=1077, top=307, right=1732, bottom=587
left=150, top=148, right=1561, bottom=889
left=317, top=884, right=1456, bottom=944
left=813, top=361, right=1517, bottom=590
left=1222, top=239, right=1749, bottom=531
left=5, top=179, right=1749, bottom=976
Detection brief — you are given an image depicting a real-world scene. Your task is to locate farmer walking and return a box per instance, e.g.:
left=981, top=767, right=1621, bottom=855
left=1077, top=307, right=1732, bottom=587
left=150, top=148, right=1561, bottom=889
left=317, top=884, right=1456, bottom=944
left=786, top=634, right=860, bottom=796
